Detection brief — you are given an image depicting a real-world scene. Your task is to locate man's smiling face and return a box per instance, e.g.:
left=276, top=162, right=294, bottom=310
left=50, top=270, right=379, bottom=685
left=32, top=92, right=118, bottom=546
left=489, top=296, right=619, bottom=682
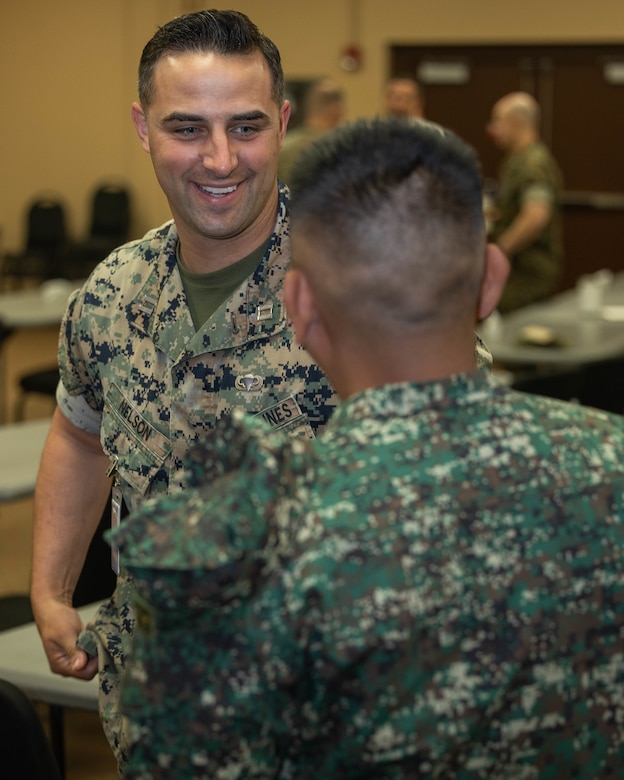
left=132, top=50, right=290, bottom=264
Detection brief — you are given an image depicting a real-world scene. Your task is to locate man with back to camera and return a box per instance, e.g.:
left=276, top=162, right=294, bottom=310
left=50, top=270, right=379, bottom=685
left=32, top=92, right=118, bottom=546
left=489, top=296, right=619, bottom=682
left=30, top=10, right=492, bottom=772
left=487, top=91, right=563, bottom=312
left=110, top=118, right=624, bottom=778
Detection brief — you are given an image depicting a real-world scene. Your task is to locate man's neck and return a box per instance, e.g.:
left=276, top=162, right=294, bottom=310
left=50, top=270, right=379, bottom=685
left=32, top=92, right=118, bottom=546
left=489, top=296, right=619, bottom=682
left=176, top=201, right=278, bottom=273
left=328, top=327, right=478, bottom=400
left=510, top=129, right=538, bottom=153
left=177, top=232, right=271, bottom=273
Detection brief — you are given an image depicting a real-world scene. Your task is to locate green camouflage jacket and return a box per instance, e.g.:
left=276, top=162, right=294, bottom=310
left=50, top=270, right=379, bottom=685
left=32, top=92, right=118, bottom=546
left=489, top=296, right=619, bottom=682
left=112, top=372, right=624, bottom=779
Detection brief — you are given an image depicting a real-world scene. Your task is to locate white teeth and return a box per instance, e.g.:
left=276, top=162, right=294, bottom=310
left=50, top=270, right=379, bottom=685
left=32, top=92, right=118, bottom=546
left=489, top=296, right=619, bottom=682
left=199, top=184, right=238, bottom=196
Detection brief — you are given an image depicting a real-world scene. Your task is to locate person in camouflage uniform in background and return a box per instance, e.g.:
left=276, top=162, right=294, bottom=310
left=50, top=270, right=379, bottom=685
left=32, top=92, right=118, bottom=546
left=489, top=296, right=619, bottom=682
left=111, top=118, right=624, bottom=779
left=487, top=92, right=563, bottom=313
left=30, top=11, right=493, bottom=775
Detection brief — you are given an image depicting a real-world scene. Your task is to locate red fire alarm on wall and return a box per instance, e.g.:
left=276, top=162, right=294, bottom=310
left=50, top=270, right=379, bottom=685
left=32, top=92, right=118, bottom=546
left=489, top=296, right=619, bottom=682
left=339, top=44, right=363, bottom=72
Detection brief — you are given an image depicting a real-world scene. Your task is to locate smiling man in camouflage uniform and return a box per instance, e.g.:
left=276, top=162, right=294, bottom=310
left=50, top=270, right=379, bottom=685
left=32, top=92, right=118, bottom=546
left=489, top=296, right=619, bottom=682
left=112, top=118, right=624, bottom=779
left=30, top=9, right=339, bottom=770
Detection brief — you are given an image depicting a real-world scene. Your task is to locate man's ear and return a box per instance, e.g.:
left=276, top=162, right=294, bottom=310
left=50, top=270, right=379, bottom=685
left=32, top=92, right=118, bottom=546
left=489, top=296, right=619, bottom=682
left=131, top=102, right=151, bottom=154
left=279, top=99, right=292, bottom=144
left=284, top=268, right=316, bottom=347
left=477, top=243, right=510, bottom=321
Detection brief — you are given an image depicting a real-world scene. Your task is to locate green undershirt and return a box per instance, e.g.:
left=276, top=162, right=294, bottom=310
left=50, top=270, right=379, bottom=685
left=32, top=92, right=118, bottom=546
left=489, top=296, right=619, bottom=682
left=177, top=239, right=269, bottom=330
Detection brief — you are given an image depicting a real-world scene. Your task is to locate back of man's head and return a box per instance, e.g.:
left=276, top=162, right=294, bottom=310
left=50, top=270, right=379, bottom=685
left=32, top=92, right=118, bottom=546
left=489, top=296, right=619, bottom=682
left=289, top=118, right=486, bottom=335
left=138, top=9, right=284, bottom=108
left=501, top=91, right=540, bottom=128
left=488, top=92, right=541, bottom=151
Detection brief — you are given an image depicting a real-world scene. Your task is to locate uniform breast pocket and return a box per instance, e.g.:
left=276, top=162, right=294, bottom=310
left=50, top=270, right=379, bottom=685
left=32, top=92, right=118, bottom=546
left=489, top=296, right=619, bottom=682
left=103, top=384, right=172, bottom=496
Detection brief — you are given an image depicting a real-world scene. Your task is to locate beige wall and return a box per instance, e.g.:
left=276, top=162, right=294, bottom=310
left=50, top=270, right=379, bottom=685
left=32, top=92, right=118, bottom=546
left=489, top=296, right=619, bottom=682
left=2, top=0, right=624, bottom=252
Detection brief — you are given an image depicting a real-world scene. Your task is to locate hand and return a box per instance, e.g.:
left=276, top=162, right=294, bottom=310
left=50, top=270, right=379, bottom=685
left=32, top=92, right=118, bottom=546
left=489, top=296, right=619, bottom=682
left=33, top=599, right=99, bottom=680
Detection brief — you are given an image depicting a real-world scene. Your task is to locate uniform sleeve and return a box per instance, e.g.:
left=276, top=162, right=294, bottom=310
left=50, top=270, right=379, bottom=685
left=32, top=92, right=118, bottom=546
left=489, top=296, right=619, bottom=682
left=114, top=415, right=310, bottom=777
left=57, top=286, right=105, bottom=416
left=121, top=578, right=301, bottom=780
left=520, top=182, right=554, bottom=207
left=56, top=380, right=102, bottom=435
left=517, top=147, right=559, bottom=205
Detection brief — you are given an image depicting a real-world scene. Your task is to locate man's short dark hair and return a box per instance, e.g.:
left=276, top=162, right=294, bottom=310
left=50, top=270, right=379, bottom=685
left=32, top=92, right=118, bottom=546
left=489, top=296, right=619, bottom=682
left=289, top=118, right=486, bottom=327
left=290, top=117, right=483, bottom=244
left=138, top=9, right=285, bottom=108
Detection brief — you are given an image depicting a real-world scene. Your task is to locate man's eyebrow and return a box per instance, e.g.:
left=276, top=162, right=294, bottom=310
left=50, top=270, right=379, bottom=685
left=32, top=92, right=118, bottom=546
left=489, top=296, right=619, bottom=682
left=231, top=110, right=270, bottom=122
left=162, top=112, right=204, bottom=123
left=161, top=110, right=270, bottom=124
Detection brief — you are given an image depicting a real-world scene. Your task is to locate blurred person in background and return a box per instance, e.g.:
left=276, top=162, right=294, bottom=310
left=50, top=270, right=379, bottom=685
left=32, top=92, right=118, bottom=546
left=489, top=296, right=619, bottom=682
left=384, top=75, right=425, bottom=119
left=278, top=77, right=345, bottom=185
left=487, top=91, right=563, bottom=312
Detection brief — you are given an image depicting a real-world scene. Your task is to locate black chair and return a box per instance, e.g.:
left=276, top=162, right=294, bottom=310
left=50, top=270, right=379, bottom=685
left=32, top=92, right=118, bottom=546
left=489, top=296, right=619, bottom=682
left=0, top=499, right=116, bottom=779
left=1, top=198, right=68, bottom=289
left=0, top=322, right=15, bottom=422
left=0, top=321, right=13, bottom=346
left=14, top=366, right=60, bottom=421
left=512, top=359, right=624, bottom=416
left=0, top=679, right=62, bottom=780
left=0, top=595, right=34, bottom=630
left=511, top=366, right=587, bottom=404
left=580, top=357, right=624, bottom=416
left=63, top=183, right=130, bottom=279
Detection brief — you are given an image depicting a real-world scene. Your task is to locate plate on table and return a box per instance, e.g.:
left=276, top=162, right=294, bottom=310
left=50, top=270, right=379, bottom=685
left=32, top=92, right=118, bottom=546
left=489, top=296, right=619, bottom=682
left=516, top=325, right=568, bottom=348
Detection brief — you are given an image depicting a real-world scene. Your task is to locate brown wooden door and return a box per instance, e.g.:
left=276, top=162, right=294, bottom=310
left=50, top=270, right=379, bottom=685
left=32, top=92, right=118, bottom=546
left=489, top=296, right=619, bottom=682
left=391, top=44, right=624, bottom=288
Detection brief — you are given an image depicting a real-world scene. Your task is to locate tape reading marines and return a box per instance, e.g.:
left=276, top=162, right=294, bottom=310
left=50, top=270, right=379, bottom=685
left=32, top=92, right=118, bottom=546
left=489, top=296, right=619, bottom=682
left=255, top=396, right=303, bottom=431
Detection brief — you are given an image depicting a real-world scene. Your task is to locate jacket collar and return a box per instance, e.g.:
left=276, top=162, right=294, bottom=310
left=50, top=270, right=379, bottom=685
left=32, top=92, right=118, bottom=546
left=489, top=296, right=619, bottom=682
left=126, top=187, right=290, bottom=364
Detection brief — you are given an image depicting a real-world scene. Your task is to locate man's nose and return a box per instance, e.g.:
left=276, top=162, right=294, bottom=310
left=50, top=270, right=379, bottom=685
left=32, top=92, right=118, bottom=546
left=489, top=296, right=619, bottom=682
left=200, top=130, right=237, bottom=175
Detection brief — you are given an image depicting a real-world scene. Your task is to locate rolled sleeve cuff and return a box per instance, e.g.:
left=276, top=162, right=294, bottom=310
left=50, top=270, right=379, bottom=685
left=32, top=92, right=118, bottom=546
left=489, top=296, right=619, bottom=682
left=521, top=183, right=553, bottom=206
left=56, top=381, right=102, bottom=436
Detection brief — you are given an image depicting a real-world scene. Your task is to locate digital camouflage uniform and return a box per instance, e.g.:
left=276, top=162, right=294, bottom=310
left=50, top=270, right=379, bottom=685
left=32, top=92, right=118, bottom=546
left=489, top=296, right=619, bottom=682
left=60, top=183, right=492, bottom=769
left=112, top=372, right=624, bottom=779
left=491, top=141, right=563, bottom=313
left=59, top=185, right=342, bottom=765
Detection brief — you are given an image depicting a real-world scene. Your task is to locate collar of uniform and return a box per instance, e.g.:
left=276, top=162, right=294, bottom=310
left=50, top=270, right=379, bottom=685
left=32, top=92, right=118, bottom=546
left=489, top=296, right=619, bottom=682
left=125, top=224, right=193, bottom=363
left=126, top=188, right=291, bottom=363
left=329, top=371, right=494, bottom=430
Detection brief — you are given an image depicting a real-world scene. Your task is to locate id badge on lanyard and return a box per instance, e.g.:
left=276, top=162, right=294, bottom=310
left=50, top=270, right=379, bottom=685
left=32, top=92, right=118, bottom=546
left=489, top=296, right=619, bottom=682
left=107, top=456, right=121, bottom=575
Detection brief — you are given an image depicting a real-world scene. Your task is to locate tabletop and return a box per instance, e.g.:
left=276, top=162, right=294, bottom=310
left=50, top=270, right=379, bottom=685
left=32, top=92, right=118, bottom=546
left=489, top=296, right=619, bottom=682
left=479, top=272, right=624, bottom=367
left=0, top=280, right=79, bottom=329
left=0, top=602, right=101, bottom=710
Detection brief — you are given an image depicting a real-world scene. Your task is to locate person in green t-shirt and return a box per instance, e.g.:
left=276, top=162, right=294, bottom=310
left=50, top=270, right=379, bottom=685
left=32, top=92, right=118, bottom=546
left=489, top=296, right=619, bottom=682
left=487, top=91, right=564, bottom=312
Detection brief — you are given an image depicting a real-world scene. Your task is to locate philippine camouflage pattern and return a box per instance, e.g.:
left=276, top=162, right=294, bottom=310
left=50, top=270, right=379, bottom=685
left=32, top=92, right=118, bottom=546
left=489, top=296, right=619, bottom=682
left=112, top=372, right=624, bottom=779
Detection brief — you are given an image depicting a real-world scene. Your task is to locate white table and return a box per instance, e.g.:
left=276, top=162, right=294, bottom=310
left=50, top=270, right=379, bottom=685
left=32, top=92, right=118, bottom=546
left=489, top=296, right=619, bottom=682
left=0, top=418, right=51, bottom=502
left=0, top=602, right=100, bottom=711
left=0, top=602, right=102, bottom=777
left=0, top=282, right=78, bottom=422
left=0, top=282, right=78, bottom=329
left=479, top=272, right=624, bottom=367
